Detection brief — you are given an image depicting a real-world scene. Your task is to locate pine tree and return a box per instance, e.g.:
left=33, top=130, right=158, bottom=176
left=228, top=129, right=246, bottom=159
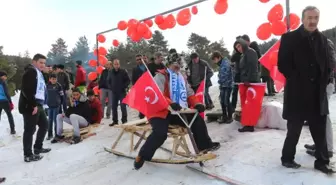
left=148, top=30, right=169, bottom=55
left=47, top=38, right=68, bottom=66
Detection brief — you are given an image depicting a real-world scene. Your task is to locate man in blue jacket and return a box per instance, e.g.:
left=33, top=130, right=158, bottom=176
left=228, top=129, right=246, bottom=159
left=0, top=71, right=15, bottom=134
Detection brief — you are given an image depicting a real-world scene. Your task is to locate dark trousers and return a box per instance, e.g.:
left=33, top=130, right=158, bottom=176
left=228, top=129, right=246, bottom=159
left=112, top=92, right=127, bottom=123
left=192, top=85, right=213, bottom=107
left=23, top=105, right=48, bottom=156
left=220, top=87, right=233, bottom=119
left=139, top=114, right=212, bottom=161
left=48, top=107, right=59, bottom=136
left=59, top=91, right=67, bottom=113
left=281, top=115, right=329, bottom=166
left=261, top=76, right=273, bottom=94
left=231, top=85, right=239, bottom=111
left=0, top=101, right=15, bottom=131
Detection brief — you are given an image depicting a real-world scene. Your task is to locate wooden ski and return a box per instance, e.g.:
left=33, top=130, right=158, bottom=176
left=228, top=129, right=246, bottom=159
left=104, top=147, right=216, bottom=164
left=186, top=165, right=245, bottom=185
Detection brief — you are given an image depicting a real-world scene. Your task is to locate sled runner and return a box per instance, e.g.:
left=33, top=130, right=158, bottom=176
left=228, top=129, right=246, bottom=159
left=105, top=109, right=216, bottom=164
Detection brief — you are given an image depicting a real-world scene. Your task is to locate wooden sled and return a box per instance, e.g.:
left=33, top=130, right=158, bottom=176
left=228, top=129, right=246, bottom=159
left=106, top=111, right=216, bottom=164
left=61, top=123, right=99, bottom=143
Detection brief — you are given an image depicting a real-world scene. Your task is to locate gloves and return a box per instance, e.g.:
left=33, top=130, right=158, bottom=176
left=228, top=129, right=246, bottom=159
left=9, top=102, right=14, bottom=111
left=194, top=104, right=205, bottom=113
left=170, top=103, right=182, bottom=111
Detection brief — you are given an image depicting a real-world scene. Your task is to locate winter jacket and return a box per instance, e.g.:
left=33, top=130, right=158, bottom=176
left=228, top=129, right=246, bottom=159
left=65, top=95, right=91, bottom=123
left=147, top=62, right=166, bottom=77
left=108, top=68, right=130, bottom=94
left=87, top=80, right=98, bottom=91
left=237, top=39, right=260, bottom=83
left=46, top=82, right=63, bottom=108
left=217, top=58, right=234, bottom=88
left=75, top=66, right=86, bottom=87
left=0, top=79, right=11, bottom=103
left=327, top=39, right=336, bottom=82
left=186, top=59, right=214, bottom=88
left=148, top=69, right=200, bottom=120
left=66, top=71, right=74, bottom=84
left=57, top=71, right=70, bottom=90
left=131, top=64, right=146, bottom=85
left=98, top=69, right=110, bottom=89
left=18, top=64, right=39, bottom=114
left=89, top=98, right=103, bottom=124
left=231, top=49, right=242, bottom=82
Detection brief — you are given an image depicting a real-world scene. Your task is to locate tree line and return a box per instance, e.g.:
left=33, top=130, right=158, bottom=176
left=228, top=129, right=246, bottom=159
left=1, top=27, right=335, bottom=96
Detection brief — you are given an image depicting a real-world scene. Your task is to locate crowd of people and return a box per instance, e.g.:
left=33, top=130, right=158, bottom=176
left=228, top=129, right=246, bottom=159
left=1, top=6, right=336, bottom=183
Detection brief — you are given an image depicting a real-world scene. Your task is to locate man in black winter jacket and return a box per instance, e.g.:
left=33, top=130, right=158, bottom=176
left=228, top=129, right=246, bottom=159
left=98, top=61, right=112, bottom=118
left=147, top=52, right=166, bottom=76
left=231, top=37, right=243, bottom=111
left=131, top=54, right=147, bottom=119
left=18, top=54, right=51, bottom=162
left=108, top=59, right=130, bottom=125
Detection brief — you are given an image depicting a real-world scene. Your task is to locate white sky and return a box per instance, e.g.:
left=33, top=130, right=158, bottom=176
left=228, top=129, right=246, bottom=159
left=0, top=0, right=335, bottom=57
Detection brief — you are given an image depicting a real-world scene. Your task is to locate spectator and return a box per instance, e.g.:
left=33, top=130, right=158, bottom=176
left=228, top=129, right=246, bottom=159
left=74, top=60, right=87, bottom=93
left=0, top=71, right=15, bottom=134
left=147, top=52, right=166, bottom=76
left=231, top=36, right=243, bottom=111
left=131, top=54, right=147, bottom=119
left=56, top=64, right=70, bottom=113
left=87, top=90, right=103, bottom=124
left=98, top=61, right=112, bottom=119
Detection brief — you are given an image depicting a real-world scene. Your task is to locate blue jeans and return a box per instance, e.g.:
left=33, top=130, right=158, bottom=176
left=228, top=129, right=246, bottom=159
left=48, top=107, right=59, bottom=136
left=220, top=87, right=233, bottom=119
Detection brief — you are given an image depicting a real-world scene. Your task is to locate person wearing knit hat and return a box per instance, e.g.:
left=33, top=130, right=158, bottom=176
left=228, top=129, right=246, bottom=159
left=0, top=70, right=16, bottom=135
left=74, top=60, right=87, bottom=94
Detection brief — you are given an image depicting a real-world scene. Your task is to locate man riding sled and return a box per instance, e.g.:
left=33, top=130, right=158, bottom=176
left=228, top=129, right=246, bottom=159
left=134, top=53, right=220, bottom=170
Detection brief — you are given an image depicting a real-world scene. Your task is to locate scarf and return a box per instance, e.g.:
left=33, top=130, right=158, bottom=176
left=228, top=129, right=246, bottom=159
left=167, top=69, right=188, bottom=108
left=35, top=68, right=46, bottom=101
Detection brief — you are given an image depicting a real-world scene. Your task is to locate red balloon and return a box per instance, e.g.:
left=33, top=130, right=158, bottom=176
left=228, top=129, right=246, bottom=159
left=143, top=29, right=152, bottom=40
left=284, top=13, right=301, bottom=30
left=144, top=19, right=153, bottom=27
left=268, top=4, right=284, bottom=23
left=112, top=39, right=119, bottom=47
left=98, top=55, right=108, bottom=66
left=130, top=31, right=142, bottom=42
left=271, top=20, right=287, bottom=36
left=259, top=0, right=270, bottom=3
left=128, top=19, right=139, bottom=29
left=117, top=20, right=128, bottom=30
left=270, top=51, right=279, bottom=66
left=176, top=8, right=191, bottom=26
left=96, top=66, right=104, bottom=74
left=191, top=6, right=198, bottom=15
left=93, top=49, right=98, bottom=56
left=256, top=22, right=272, bottom=40
left=214, top=0, right=228, bottom=15
left=165, top=14, right=176, bottom=29
left=97, top=34, right=106, bottom=43
left=88, top=72, right=97, bottom=81
left=88, top=59, right=97, bottom=67
left=137, top=22, right=148, bottom=34
left=98, top=47, right=107, bottom=56
left=154, top=15, right=165, bottom=25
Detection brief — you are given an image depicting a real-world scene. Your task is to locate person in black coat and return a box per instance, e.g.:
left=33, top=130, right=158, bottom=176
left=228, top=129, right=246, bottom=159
left=278, top=6, right=334, bottom=174
left=108, top=59, right=130, bottom=125
left=231, top=37, right=243, bottom=111
left=131, top=54, right=147, bottom=119
left=147, top=52, right=166, bottom=76
left=18, top=54, right=51, bottom=162
left=98, top=61, right=112, bottom=118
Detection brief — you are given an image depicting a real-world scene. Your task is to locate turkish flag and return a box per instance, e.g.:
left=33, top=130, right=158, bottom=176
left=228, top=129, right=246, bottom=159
left=122, top=71, right=169, bottom=117
left=194, top=79, right=205, bottom=119
left=238, top=83, right=266, bottom=126
left=259, top=41, right=286, bottom=92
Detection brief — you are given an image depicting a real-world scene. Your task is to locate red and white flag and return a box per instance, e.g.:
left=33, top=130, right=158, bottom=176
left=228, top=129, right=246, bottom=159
left=238, top=83, right=266, bottom=126
left=122, top=71, right=169, bottom=117
left=194, top=79, right=205, bottom=119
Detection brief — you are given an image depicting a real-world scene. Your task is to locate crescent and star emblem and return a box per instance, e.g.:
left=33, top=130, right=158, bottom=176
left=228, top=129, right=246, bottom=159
left=144, top=86, right=159, bottom=104
left=247, top=87, right=257, bottom=99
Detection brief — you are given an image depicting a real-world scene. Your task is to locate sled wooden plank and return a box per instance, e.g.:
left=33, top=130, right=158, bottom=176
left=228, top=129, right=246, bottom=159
left=104, top=147, right=216, bottom=164
left=171, top=108, right=197, bottom=115
left=206, top=112, right=222, bottom=116
left=114, top=118, right=148, bottom=128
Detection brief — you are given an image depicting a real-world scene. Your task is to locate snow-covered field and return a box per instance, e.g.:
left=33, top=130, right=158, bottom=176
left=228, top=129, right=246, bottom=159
left=1, top=75, right=336, bottom=185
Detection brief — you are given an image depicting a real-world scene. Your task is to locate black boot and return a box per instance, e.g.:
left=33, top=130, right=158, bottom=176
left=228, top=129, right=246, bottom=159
left=34, top=148, right=51, bottom=155
left=10, top=130, right=16, bottom=135
left=238, top=126, right=254, bottom=132
left=314, top=164, right=336, bottom=175
left=306, top=149, right=333, bottom=158
left=51, top=135, right=64, bottom=143
left=70, top=136, right=81, bottom=144
left=0, top=177, right=5, bottom=183
left=134, top=156, right=145, bottom=170
left=109, top=122, right=118, bottom=127
left=24, top=154, right=43, bottom=162
left=282, top=161, right=301, bottom=169
left=304, top=144, right=315, bottom=150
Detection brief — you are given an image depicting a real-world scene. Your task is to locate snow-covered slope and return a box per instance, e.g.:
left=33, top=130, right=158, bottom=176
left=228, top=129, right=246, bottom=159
left=1, top=76, right=336, bottom=185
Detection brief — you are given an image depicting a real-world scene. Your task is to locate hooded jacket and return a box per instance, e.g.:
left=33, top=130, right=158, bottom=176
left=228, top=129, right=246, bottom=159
left=89, top=97, right=102, bottom=124
left=236, top=39, right=260, bottom=83
left=0, top=79, right=11, bottom=103
left=75, top=65, right=86, bottom=87
left=18, top=64, right=38, bottom=114
left=65, top=94, right=91, bottom=123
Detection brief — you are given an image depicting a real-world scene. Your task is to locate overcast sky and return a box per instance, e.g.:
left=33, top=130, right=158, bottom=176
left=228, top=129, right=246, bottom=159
left=0, top=0, right=334, bottom=57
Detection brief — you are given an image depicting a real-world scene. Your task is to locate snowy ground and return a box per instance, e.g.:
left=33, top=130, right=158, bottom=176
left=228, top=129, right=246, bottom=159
left=1, top=75, right=336, bottom=185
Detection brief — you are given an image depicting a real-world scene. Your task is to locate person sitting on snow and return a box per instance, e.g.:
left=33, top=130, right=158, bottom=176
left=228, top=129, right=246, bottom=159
left=134, top=52, right=220, bottom=170
left=51, top=88, right=91, bottom=144
left=87, top=90, right=103, bottom=124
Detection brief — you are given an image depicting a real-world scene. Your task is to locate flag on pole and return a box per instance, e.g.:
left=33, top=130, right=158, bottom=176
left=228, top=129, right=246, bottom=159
left=195, top=79, right=205, bottom=119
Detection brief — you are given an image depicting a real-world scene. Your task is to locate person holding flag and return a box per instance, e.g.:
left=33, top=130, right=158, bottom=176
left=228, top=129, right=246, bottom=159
left=211, top=51, right=234, bottom=124
left=123, top=52, right=220, bottom=170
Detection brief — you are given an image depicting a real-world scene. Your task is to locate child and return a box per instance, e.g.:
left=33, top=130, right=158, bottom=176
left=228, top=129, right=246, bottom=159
left=52, top=88, right=91, bottom=144
left=0, top=71, right=16, bottom=134
left=211, top=51, right=234, bottom=124
left=87, top=90, right=103, bottom=124
left=46, top=73, right=64, bottom=140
